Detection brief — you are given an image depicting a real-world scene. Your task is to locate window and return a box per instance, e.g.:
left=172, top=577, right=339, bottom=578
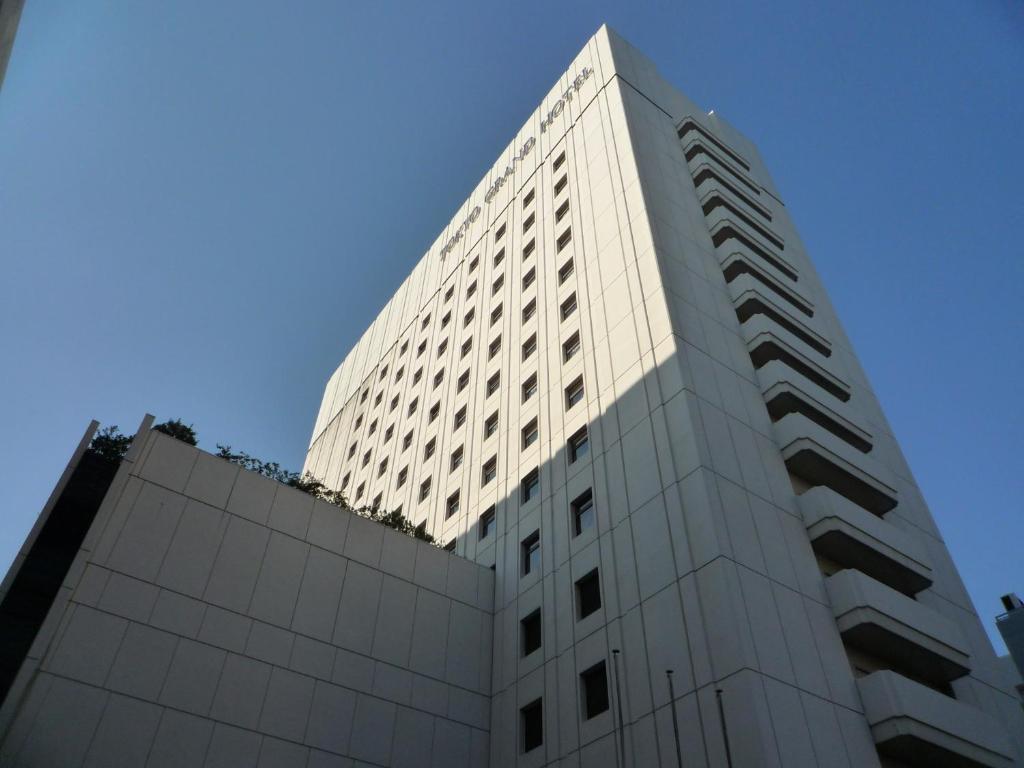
left=460, top=338, right=472, bottom=358
left=354, top=415, right=363, bottom=429
left=521, top=699, right=543, bottom=753
left=469, top=255, right=479, bottom=272
left=555, top=200, right=569, bottom=223
left=373, top=493, right=382, bottom=509
left=522, top=333, right=537, bottom=360
left=484, top=413, right=499, bottom=439
left=413, top=368, right=422, bottom=384
left=558, top=258, right=574, bottom=283
left=482, top=456, right=497, bottom=485
left=429, top=402, right=440, bottom=423
left=453, top=406, right=467, bottom=429
left=437, top=339, right=448, bottom=357
left=565, top=376, right=584, bottom=409
left=466, top=280, right=477, bottom=298
left=457, top=370, right=470, bottom=392
left=421, top=314, right=431, bottom=330
left=361, top=450, right=371, bottom=467
left=522, top=267, right=536, bottom=290
left=450, top=446, right=463, bottom=471
left=433, top=369, right=444, bottom=389
left=463, top=307, right=475, bottom=327
left=557, top=229, right=572, bottom=253
left=522, top=297, right=537, bottom=322
left=495, top=223, right=506, bottom=241
left=554, top=174, right=567, bottom=195
left=348, top=443, right=357, bottom=459
left=444, top=285, right=454, bottom=303
left=395, top=366, right=405, bottom=383
left=368, top=419, right=378, bottom=435
left=341, top=472, right=350, bottom=490
left=479, top=506, right=496, bottom=540
left=360, top=389, right=369, bottom=403
left=523, top=188, right=535, bottom=207
left=424, top=438, right=436, bottom=460
left=553, top=151, right=565, bottom=170
left=521, top=468, right=540, bottom=504
left=575, top=568, right=601, bottom=619
left=563, top=331, right=581, bottom=362
left=441, top=311, right=451, bottom=328
left=561, top=292, right=577, bottom=320
left=400, top=340, right=409, bottom=356
left=390, top=395, right=400, bottom=412
left=521, top=531, right=540, bottom=576
left=521, top=609, right=542, bottom=657
left=522, top=418, right=538, bottom=450
left=522, top=239, right=535, bottom=260
left=408, top=398, right=419, bottom=416
left=568, top=427, right=589, bottom=463
left=522, top=212, right=535, bottom=232
left=493, top=248, right=505, bottom=267
left=492, top=274, right=504, bottom=295
left=379, top=366, right=388, bottom=381
left=403, top=431, right=413, bottom=451
left=446, top=491, right=460, bottom=519
left=396, top=467, right=408, bottom=488
left=580, top=661, right=609, bottom=719
left=419, top=478, right=432, bottom=502
left=374, top=392, right=382, bottom=407
left=443, top=539, right=456, bottom=552
left=487, top=372, right=501, bottom=396
left=356, top=482, right=365, bottom=500
left=385, top=425, right=395, bottom=445
left=378, top=457, right=388, bottom=477
left=571, top=489, right=594, bottom=536
left=488, top=336, right=502, bottom=360
left=417, top=340, right=427, bottom=357
left=522, top=373, right=538, bottom=402
left=490, top=304, right=503, bottom=326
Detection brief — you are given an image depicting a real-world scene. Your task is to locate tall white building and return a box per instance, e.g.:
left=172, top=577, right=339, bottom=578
left=303, top=24, right=1024, bottom=768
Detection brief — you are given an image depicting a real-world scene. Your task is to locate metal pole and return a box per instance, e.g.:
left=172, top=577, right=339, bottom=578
left=716, top=688, right=734, bottom=768
left=666, top=670, right=683, bottom=768
left=612, top=649, right=627, bottom=768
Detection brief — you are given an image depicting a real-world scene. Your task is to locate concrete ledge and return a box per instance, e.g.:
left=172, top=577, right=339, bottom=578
left=745, top=320, right=851, bottom=402
left=731, top=278, right=832, bottom=357
left=763, top=377, right=871, bottom=453
left=858, top=670, right=1014, bottom=767
left=720, top=251, right=815, bottom=317
left=708, top=215, right=799, bottom=281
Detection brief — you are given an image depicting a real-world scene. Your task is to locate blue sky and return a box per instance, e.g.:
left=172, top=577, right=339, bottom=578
left=1, top=1, right=1021, bottom=651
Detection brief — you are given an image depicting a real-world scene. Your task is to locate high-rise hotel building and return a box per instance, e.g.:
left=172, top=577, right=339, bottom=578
left=1, top=24, right=1021, bottom=768
left=302, top=25, right=1023, bottom=768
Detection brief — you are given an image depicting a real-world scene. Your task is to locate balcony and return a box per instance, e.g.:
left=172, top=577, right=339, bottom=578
left=762, top=377, right=871, bottom=453
left=828, top=569, right=968, bottom=684
left=730, top=279, right=832, bottom=357
left=857, top=670, right=1014, bottom=767
left=774, top=413, right=898, bottom=514
left=720, top=252, right=815, bottom=318
left=707, top=216, right=798, bottom=281
left=799, top=487, right=931, bottom=595
left=744, top=320, right=851, bottom=403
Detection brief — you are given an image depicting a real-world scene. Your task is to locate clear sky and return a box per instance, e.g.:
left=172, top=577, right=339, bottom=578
left=1, top=1, right=1021, bottom=651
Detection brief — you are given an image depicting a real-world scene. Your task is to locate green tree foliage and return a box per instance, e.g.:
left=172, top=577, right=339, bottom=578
left=88, top=425, right=133, bottom=463
left=153, top=418, right=198, bottom=445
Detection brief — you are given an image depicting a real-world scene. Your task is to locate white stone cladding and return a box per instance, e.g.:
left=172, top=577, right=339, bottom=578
left=304, top=24, right=1024, bottom=768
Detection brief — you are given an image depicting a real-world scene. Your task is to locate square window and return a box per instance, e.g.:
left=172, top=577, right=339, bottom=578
left=522, top=333, right=537, bottom=361
left=571, top=489, right=594, bottom=536
left=563, top=331, right=581, bottom=362
left=419, top=478, right=432, bottom=502
left=461, top=338, right=472, bottom=358
left=565, top=376, right=584, bottom=409
left=437, top=339, right=448, bottom=357
left=413, top=368, right=422, bottom=384
left=469, top=255, right=479, bottom=272
left=490, top=304, right=503, bottom=326
left=482, top=456, right=497, bottom=485
left=379, top=366, right=388, bottom=380
left=487, top=372, right=501, bottom=396
left=553, top=151, right=565, bottom=170
left=521, top=609, right=541, bottom=657
left=400, top=340, right=409, bottom=356
left=522, top=239, right=535, bottom=260
left=580, top=661, right=609, bottom=719
left=521, top=699, right=543, bottom=753
left=479, top=506, right=496, bottom=540
left=403, top=431, right=413, bottom=450
left=558, top=258, right=574, bottom=283
left=467, top=280, right=477, bottom=298
left=390, top=395, right=400, bottom=412
left=557, top=229, right=572, bottom=253
left=368, top=419, right=378, bottom=435
left=441, top=311, right=451, bottom=328
left=521, top=468, right=540, bottom=504
left=522, top=418, right=538, bottom=450
left=374, top=392, right=382, bottom=407
left=443, top=538, right=456, bottom=552
left=378, top=457, right=388, bottom=477
left=495, top=223, right=506, bottom=242
left=522, top=267, right=536, bottom=290
left=488, top=336, right=502, bottom=360
left=424, top=438, right=436, bottom=460
left=444, top=285, right=454, bottom=303
left=395, top=366, right=405, bottom=383
left=522, top=298, right=537, bottom=322
left=396, top=467, right=408, bottom=488
left=417, top=341, right=427, bottom=357
left=492, top=274, right=504, bottom=295
left=464, top=308, right=475, bottom=327
left=355, top=415, right=363, bottom=429
left=522, top=212, right=535, bottom=232
left=446, top=491, right=460, bottom=519
left=360, top=389, right=369, bottom=403
left=356, top=482, right=365, bottom=500
left=341, top=472, right=350, bottom=490
left=484, top=412, right=499, bottom=439
left=493, top=248, right=505, bottom=267
left=568, top=427, right=589, bottom=463
left=554, top=174, right=567, bottom=195
left=457, top=370, right=470, bottom=392
left=429, top=402, right=440, bottom=423
left=450, top=446, right=463, bottom=471
left=555, top=200, right=569, bottom=223
left=453, top=406, right=467, bottom=429
left=521, top=530, right=540, bottom=576
left=361, top=450, right=371, bottom=467
left=523, top=188, right=535, bottom=207
left=522, top=373, right=538, bottom=403
left=421, top=314, right=431, bottom=330
left=348, top=442, right=357, bottom=459
left=408, top=398, right=419, bottom=416
left=433, top=370, right=444, bottom=389
left=561, top=292, right=577, bottom=320
left=575, top=568, right=601, bottom=619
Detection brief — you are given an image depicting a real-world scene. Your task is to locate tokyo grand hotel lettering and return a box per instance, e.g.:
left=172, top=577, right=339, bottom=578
left=1, top=25, right=1022, bottom=768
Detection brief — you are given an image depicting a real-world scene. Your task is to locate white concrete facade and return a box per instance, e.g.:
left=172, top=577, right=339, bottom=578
left=304, top=25, right=1024, bottom=768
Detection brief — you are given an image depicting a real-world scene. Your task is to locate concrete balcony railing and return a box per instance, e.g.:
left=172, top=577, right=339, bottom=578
left=744, top=320, right=851, bottom=403
left=773, top=413, right=898, bottom=514
left=720, top=251, right=816, bottom=318
left=857, top=670, right=1014, bottom=767
left=707, top=215, right=799, bottom=282
left=800, top=487, right=931, bottom=595
left=762, top=377, right=872, bottom=454
left=828, top=569, right=969, bottom=684
left=729, top=276, right=833, bottom=357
